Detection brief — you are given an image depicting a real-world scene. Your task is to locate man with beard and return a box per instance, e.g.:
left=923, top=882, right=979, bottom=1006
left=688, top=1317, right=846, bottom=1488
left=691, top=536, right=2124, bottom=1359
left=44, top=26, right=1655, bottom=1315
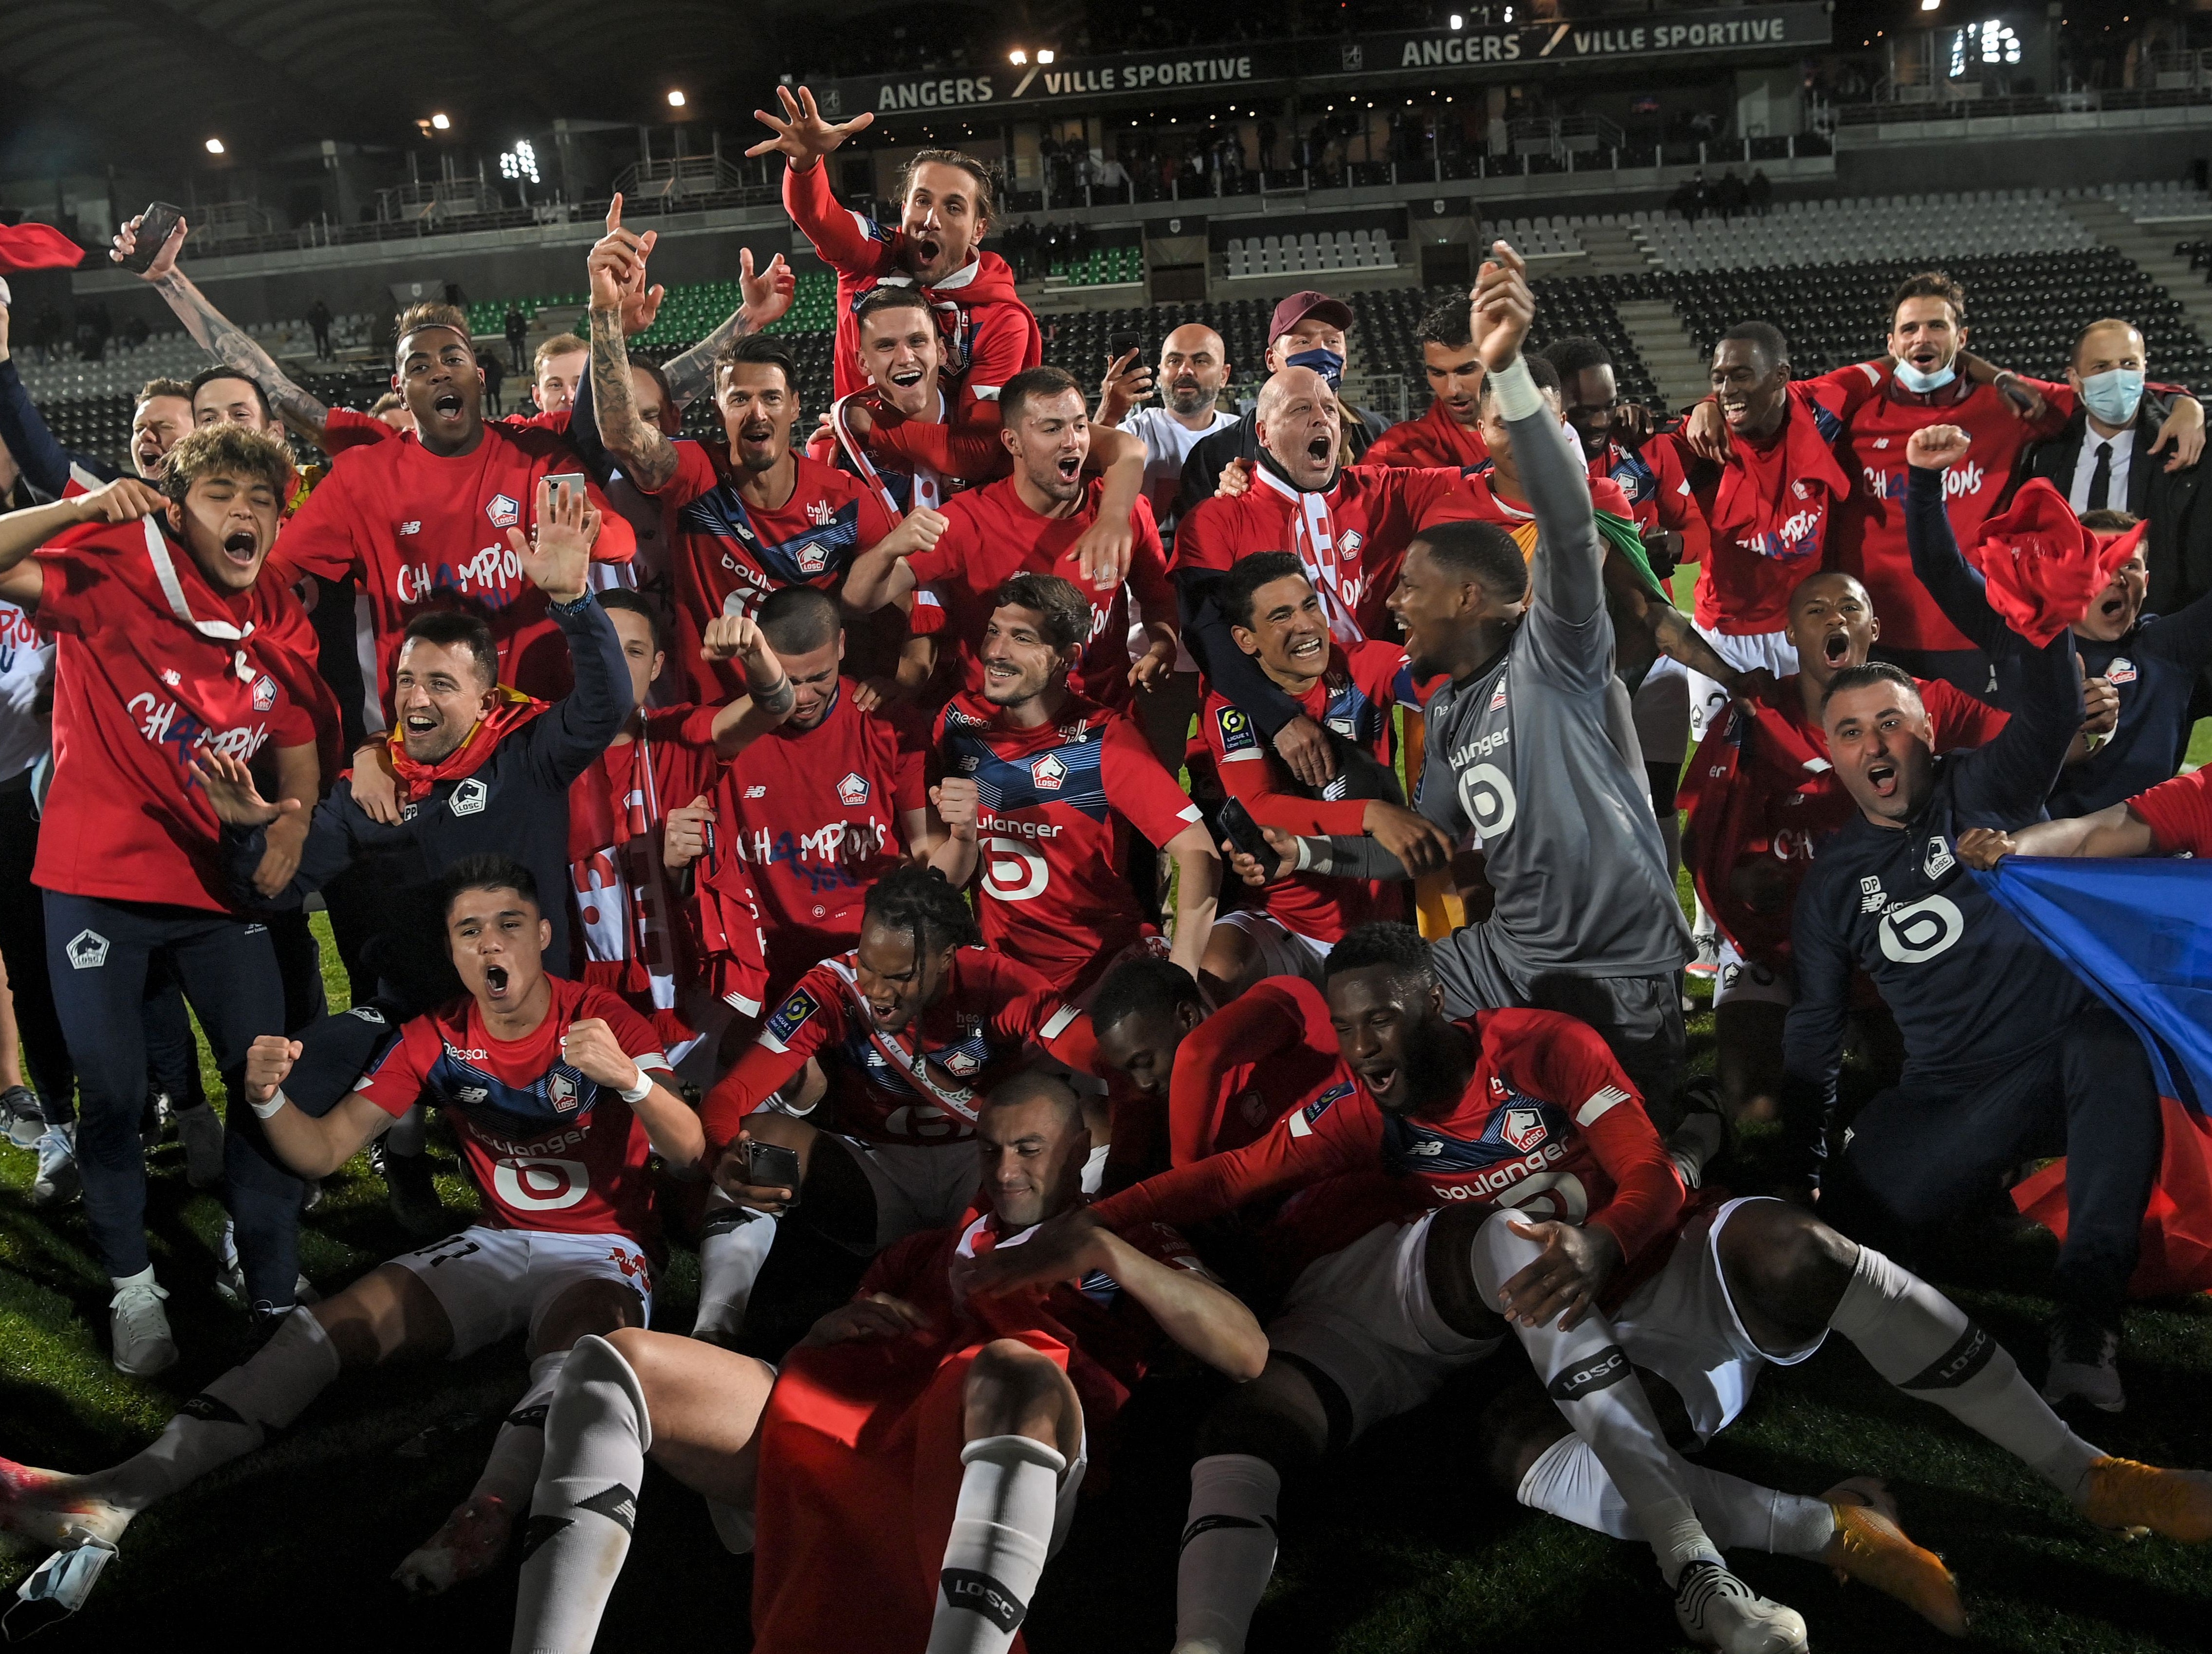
left=1363, top=292, right=1492, bottom=470
left=1782, top=424, right=2162, bottom=1412
left=928, top=573, right=1217, bottom=1001
left=0, top=429, right=333, bottom=1368
left=750, top=87, right=1040, bottom=414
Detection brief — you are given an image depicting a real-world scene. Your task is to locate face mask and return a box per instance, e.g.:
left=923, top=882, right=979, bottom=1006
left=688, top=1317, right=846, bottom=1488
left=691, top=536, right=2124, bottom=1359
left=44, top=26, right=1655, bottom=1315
left=2081, top=367, right=2145, bottom=428
left=1893, top=357, right=1956, bottom=394
left=1285, top=346, right=1345, bottom=389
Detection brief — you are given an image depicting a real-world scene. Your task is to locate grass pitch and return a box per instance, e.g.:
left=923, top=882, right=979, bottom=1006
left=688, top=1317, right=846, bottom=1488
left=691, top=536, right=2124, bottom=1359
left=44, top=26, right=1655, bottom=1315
left=5, top=807, right=2212, bottom=1653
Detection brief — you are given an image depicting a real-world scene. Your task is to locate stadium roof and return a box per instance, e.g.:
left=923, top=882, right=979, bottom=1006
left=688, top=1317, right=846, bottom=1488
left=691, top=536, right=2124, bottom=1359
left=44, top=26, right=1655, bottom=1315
left=0, top=0, right=800, bottom=174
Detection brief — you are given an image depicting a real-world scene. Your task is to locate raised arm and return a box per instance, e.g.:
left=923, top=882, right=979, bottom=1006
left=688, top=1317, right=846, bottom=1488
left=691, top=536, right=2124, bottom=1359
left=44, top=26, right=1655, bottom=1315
left=111, top=213, right=332, bottom=444
left=511, top=480, right=635, bottom=785
left=698, top=613, right=797, bottom=757
left=241, top=1035, right=398, bottom=1178
left=660, top=247, right=794, bottom=411
left=1901, top=426, right=2017, bottom=658
left=1957, top=802, right=2160, bottom=867
left=0, top=476, right=166, bottom=606
left=586, top=200, right=681, bottom=492
left=752, top=86, right=882, bottom=275
left=0, top=307, right=115, bottom=496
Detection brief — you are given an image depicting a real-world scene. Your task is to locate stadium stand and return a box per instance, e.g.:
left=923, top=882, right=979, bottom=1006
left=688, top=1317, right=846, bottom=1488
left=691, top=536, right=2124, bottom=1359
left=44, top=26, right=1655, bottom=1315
left=1349, top=277, right=1660, bottom=409
left=1632, top=190, right=2098, bottom=271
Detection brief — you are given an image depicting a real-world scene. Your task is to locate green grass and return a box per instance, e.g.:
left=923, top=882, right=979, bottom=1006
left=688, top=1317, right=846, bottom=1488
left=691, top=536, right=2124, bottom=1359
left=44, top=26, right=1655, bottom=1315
left=4, top=919, right=2212, bottom=1650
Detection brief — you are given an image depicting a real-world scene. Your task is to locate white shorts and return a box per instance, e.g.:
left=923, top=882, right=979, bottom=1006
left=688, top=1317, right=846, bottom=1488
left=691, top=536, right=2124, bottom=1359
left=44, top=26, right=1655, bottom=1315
left=1612, top=1196, right=1824, bottom=1445
left=1267, top=1213, right=1507, bottom=1442
left=1711, top=937, right=1793, bottom=1010
left=838, top=1137, right=983, bottom=1248
left=394, top=1226, right=653, bottom=1360
left=1688, top=626, right=1798, bottom=745
left=1213, top=908, right=1330, bottom=989
left=1631, top=654, right=1691, bottom=767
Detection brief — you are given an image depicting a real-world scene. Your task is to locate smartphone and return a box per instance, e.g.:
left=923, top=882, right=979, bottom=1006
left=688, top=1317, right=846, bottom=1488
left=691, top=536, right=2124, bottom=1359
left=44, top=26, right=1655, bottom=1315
left=1218, top=796, right=1276, bottom=868
left=540, top=471, right=588, bottom=505
left=1109, top=329, right=1143, bottom=363
left=745, top=1138, right=803, bottom=1207
left=121, top=202, right=184, bottom=274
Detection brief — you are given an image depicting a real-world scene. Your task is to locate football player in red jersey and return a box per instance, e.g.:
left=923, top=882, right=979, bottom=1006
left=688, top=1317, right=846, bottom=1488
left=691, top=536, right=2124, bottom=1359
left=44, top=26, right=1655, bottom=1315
left=0, top=427, right=335, bottom=1373
left=688, top=864, right=1106, bottom=1343
left=682, top=585, right=932, bottom=1007
left=749, top=86, right=1041, bottom=415
left=0, top=857, right=705, bottom=1600
left=570, top=591, right=799, bottom=1083
left=1198, top=553, right=1445, bottom=995
left=509, top=1069, right=1264, bottom=1654
left=844, top=366, right=1181, bottom=712
left=272, top=300, right=638, bottom=823
left=970, top=922, right=1813, bottom=1654
left=926, top=573, right=1217, bottom=1000
left=1361, top=293, right=1492, bottom=470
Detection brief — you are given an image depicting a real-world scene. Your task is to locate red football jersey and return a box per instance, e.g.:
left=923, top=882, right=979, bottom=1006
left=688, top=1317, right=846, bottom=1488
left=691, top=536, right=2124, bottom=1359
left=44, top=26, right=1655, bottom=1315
left=648, top=441, right=902, bottom=703
left=903, top=475, right=1172, bottom=713
left=705, top=681, right=927, bottom=992
left=1676, top=674, right=2008, bottom=972
left=1832, top=372, right=2073, bottom=652
left=1419, top=462, right=1635, bottom=534
left=1094, top=1007, right=1683, bottom=1273
left=1204, top=640, right=1413, bottom=943
left=700, top=946, right=1096, bottom=1150
left=570, top=705, right=724, bottom=1051
left=33, top=517, right=328, bottom=912
left=785, top=160, right=1041, bottom=415
left=269, top=422, right=637, bottom=719
left=355, top=977, right=674, bottom=1249
left=933, top=688, right=1202, bottom=998
left=1175, top=463, right=1461, bottom=643
left=2131, top=765, right=2212, bottom=857
left=1170, top=976, right=1351, bottom=1166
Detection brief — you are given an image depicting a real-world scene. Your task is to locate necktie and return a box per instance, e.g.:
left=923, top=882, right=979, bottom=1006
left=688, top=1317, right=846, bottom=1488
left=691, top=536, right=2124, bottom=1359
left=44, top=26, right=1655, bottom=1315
left=2087, top=441, right=2113, bottom=513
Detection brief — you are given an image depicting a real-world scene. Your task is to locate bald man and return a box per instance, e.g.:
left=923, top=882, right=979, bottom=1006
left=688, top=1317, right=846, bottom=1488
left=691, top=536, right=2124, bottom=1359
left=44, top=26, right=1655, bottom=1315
left=1092, top=323, right=1239, bottom=771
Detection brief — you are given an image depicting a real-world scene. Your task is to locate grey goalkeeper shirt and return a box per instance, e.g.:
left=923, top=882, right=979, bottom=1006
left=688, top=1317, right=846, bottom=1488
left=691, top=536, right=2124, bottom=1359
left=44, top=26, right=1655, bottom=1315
left=1416, top=373, right=1693, bottom=1000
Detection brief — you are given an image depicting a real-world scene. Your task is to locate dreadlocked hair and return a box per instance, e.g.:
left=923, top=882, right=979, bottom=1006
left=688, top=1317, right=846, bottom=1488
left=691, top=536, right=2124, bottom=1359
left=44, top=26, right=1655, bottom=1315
left=864, top=863, right=981, bottom=961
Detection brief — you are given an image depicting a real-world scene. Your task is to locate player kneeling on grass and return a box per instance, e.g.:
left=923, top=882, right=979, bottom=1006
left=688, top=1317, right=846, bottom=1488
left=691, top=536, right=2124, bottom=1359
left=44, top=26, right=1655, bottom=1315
left=509, top=1068, right=1267, bottom=1654
left=0, top=856, right=703, bottom=1602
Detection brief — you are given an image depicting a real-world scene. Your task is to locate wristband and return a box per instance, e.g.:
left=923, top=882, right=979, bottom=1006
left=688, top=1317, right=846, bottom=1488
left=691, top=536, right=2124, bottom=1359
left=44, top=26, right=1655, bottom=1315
left=250, top=1088, right=289, bottom=1121
left=619, top=1068, right=655, bottom=1104
left=548, top=590, right=595, bottom=616
left=1489, top=356, right=1545, bottom=423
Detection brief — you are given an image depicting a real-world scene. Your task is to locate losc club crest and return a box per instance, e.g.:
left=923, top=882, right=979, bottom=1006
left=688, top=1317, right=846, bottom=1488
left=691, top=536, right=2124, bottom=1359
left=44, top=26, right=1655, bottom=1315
left=486, top=493, right=521, bottom=530
left=547, top=1069, right=582, bottom=1113
left=837, top=772, right=871, bottom=806
left=66, top=928, right=109, bottom=970
left=1924, top=836, right=1955, bottom=879
left=450, top=776, right=490, bottom=816
left=1030, top=752, right=1067, bottom=791
left=794, top=538, right=832, bottom=576
left=1501, top=1105, right=1548, bottom=1153
left=251, top=674, right=277, bottom=712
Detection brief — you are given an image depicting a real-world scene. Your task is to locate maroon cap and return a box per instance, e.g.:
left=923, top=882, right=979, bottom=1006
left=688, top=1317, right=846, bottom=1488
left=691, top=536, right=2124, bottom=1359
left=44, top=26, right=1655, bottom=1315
left=1269, top=289, right=1354, bottom=342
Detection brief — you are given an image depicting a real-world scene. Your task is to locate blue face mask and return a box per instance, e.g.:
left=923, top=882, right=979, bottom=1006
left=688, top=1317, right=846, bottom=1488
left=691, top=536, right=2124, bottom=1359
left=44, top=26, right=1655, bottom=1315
left=1286, top=346, right=1346, bottom=389
left=1893, top=357, right=1956, bottom=394
left=2081, top=367, right=2146, bottom=428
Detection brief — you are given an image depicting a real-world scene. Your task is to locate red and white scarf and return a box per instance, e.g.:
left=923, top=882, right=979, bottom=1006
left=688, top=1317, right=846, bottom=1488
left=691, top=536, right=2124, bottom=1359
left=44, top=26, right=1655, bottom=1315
left=1251, top=463, right=1364, bottom=645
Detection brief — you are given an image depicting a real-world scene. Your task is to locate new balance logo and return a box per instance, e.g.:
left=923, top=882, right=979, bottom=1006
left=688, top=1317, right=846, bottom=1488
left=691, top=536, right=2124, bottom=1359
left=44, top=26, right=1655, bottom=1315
left=1547, top=1344, right=1632, bottom=1402
left=939, top=1567, right=1027, bottom=1634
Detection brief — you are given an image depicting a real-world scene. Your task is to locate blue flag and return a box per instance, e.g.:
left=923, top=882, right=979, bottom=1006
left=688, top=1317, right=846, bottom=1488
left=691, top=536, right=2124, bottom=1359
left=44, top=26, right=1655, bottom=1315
left=1979, top=858, right=2212, bottom=1114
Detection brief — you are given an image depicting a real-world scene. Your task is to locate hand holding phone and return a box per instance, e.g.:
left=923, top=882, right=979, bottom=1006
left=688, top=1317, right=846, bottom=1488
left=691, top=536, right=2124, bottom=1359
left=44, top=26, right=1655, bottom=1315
left=743, top=1136, right=804, bottom=1211
left=116, top=203, right=185, bottom=276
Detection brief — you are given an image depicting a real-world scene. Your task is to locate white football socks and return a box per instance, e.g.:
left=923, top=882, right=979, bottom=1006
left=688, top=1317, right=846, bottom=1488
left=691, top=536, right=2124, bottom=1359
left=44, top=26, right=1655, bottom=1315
left=92, top=1308, right=339, bottom=1516
left=1173, top=1453, right=1281, bottom=1654
left=1470, top=1215, right=1721, bottom=1585
left=1830, top=1243, right=2103, bottom=1500
left=474, top=1350, right=566, bottom=1509
left=924, top=1433, right=1066, bottom=1654
left=512, top=1335, right=648, bottom=1654
left=693, top=1195, right=777, bottom=1342
left=1516, top=1433, right=1837, bottom=1559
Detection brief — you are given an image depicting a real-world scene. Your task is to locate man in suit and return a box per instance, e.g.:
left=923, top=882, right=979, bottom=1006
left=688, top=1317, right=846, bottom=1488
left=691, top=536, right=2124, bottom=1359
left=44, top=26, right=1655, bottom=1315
left=1177, top=290, right=1396, bottom=512
left=2024, top=318, right=2211, bottom=616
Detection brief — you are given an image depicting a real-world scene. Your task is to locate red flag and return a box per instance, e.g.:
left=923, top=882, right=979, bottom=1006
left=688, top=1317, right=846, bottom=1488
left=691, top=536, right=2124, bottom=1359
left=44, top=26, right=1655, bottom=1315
left=2013, top=1097, right=2212, bottom=1298
left=0, top=222, right=87, bottom=274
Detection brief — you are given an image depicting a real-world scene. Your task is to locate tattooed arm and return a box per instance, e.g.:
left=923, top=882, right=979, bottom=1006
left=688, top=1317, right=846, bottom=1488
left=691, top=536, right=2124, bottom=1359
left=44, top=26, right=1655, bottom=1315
left=660, top=245, right=795, bottom=410
left=586, top=203, right=682, bottom=493
left=112, top=213, right=332, bottom=445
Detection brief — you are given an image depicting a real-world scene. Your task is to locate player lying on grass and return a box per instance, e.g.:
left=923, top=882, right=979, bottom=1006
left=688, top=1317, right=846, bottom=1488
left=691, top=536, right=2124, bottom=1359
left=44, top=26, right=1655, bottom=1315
left=0, top=856, right=704, bottom=1602
left=977, top=921, right=1805, bottom=1654
left=509, top=1068, right=1266, bottom=1654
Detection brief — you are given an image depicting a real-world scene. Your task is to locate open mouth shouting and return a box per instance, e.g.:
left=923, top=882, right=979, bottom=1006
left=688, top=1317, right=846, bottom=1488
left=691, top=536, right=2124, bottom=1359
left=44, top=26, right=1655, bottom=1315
left=1863, top=756, right=1899, bottom=801
left=1355, top=1055, right=1402, bottom=1107
left=1308, top=433, right=1333, bottom=464
left=219, top=529, right=259, bottom=570
left=1823, top=627, right=1854, bottom=668
left=402, top=707, right=442, bottom=743
left=429, top=388, right=466, bottom=424
left=483, top=963, right=512, bottom=1001
left=889, top=366, right=926, bottom=390
left=2099, top=591, right=2130, bottom=625
left=1054, top=452, right=1082, bottom=486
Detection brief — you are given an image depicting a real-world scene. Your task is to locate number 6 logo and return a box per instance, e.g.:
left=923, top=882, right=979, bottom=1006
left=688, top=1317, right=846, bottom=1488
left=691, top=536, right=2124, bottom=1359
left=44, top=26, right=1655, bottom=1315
left=1457, top=762, right=1517, bottom=843
left=493, top=1156, right=590, bottom=1212
left=981, top=835, right=1049, bottom=902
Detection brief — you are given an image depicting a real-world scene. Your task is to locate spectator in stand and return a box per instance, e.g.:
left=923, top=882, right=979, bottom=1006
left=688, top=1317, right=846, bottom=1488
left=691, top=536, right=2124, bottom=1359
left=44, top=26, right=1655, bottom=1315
left=481, top=344, right=506, bottom=416
left=1748, top=167, right=1773, bottom=215
left=504, top=305, right=528, bottom=376
left=1178, top=290, right=1396, bottom=510
left=306, top=297, right=332, bottom=361
left=751, top=85, right=1041, bottom=413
